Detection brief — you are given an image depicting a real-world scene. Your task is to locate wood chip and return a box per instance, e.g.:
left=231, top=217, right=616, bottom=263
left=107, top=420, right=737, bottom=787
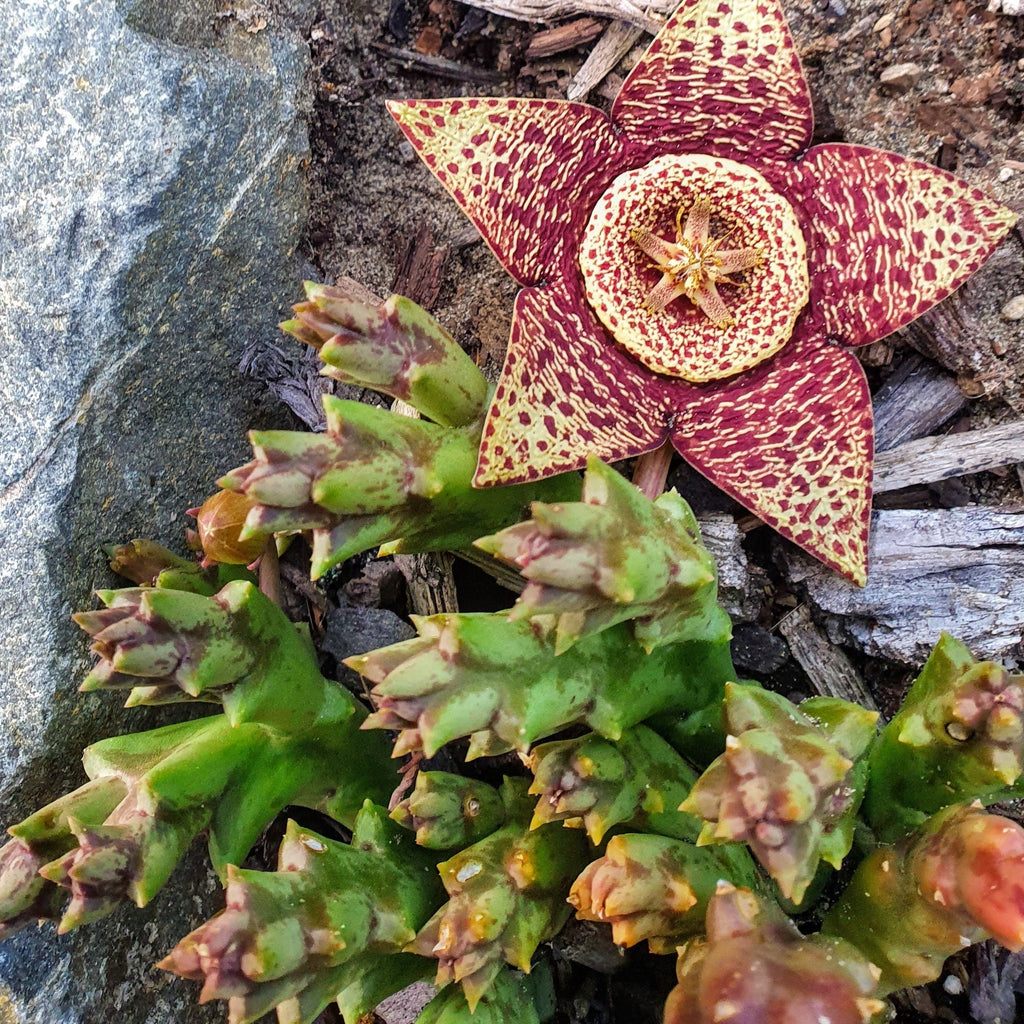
left=871, top=355, right=966, bottom=451
left=777, top=604, right=880, bottom=713
left=873, top=420, right=1024, bottom=493
left=526, top=16, right=605, bottom=59
left=566, top=18, right=643, bottom=100
left=781, top=508, right=1024, bottom=665
left=459, top=0, right=669, bottom=33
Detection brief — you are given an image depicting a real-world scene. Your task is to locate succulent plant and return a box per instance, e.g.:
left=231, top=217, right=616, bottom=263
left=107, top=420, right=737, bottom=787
left=390, top=0, right=1016, bottom=583
left=526, top=725, right=702, bottom=844
left=680, top=685, right=876, bottom=904
left=569, top=834, right=759, bottom=952
left=407, top=778, right=590, bottom=1009
left=476, top=456, right=730, bottom=653
left=666, top=883, right=885, bottom=1024
left=160, top=806, right=444, bottom=1024
left=391, top=771, right=507, bottom=850
left=353, top=612, right=735, bottom=759
left=281, top=279, right=489, bottom=429
left=864, top=633, right=1024, bottom=842
left=824, top=803, right=1024, bottom=994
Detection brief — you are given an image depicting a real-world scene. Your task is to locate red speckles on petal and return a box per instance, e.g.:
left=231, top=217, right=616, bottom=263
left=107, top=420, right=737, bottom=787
left=474, top=279, right=673, bottom=486
left=789, top=144, right=1018, bottom=347
left=386, top=98, right=628, bottom=287
left=612, top=0, right=812, bottom=162
left=669, top=330, right=873, bottom=584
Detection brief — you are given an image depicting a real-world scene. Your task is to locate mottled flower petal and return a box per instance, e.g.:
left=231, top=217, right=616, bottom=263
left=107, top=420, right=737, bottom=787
left=474, top=279, right=672, bottom=485
left=791, top=144, right=1018, bottom=347
left=387, top=98, right=628, bottom=286
left=670, top=330, right=873, bottom=584
left=612, top=0, right=812, bottom=164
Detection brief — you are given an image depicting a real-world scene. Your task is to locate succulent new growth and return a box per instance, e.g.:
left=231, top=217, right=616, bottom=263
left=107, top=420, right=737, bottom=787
left=825, top=803, right=1024, bottom=994
left=190, top=490, right=269, bottom=567
left=220, top=394, right=580, bottom=580
left=353, top=612, right=734, bottom=759
left=865, top=633, right=1024, bottom=842
left=476, top=456, right=730, bottom=653
left=391, top=0, right=1015, bottom=583
left=667, top=883, right=885, bottom=1024
left=569, top=834, right=759, bottom=952
left=681, top=685, right=876, bottom=904
left=408, top=779, right=589, bottom=1009
left=391, top=771, right=507, bottom=849
left=526, top=726, right=702, bottom=844
left=415, top=965, right=546, bottom=1024
left=160, top=807, right=444, bottom=1024
left=282, top=279, right=489, bottom=429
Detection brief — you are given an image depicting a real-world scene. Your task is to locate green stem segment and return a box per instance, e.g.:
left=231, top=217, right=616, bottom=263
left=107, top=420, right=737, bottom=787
left=160, top=806, right=445, bottom=1024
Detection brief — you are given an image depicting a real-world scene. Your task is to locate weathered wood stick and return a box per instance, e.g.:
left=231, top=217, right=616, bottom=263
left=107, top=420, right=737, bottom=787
left=873, top=420, right=1024, bottom=493
left=782, top=507, right=1024, bottom=665
left=871, top=354, right=966, bottom=451
left=777, top=604, right=881, bottom=714
left=567, top=19, right=643, bottom=99
left=526, top=16, right=606, bottom=58
left=460, top=0, right=669, bottom=33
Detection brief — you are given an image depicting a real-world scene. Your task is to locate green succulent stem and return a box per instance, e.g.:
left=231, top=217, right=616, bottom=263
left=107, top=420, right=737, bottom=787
left=283, top=280, right=490, bottom=428
left=526, top=725, right=703, bottom=844
left=161, top=806, right=445, bottom=1024
left=391, top=772, right=507, bottom=849
left=354, top=613, right=736, bottom=760
left=864, top=633, right=1024, bottom=843
left=220, top=395, right=581, bottom=579
left=823, top=802, right=1024, bottom=995
left=407, top=779, right=589, bottom=1010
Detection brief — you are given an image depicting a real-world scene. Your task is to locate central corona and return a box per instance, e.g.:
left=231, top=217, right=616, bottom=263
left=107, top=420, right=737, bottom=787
left=579, top=154, right=809, bottom=383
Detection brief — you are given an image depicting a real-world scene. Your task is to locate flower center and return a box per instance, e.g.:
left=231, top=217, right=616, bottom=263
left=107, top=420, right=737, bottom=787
left=579, top=154, right=809, bottom=383
left=631, top=198, right=764, bottom=326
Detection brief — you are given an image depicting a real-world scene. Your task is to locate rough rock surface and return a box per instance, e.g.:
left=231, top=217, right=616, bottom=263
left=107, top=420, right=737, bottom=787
left=0, top=0, right=314, bottom=1019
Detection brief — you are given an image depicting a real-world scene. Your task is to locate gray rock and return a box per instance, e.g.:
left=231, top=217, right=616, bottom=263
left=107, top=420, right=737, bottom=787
left=0, top=0, right=313, bottom=1018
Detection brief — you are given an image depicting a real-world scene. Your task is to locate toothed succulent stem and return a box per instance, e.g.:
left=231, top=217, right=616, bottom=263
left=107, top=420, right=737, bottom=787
left=105, top=539, right=255, bottom=597
left=476, top=457, right=731, bottom=653
left=407, top=779, right=589, bottom=1009
left=391, top=771, right=506, bottom=849
left=160, top=806, right=444, bottom=1024
left=824, top=802, right=1024, bottom=994
left=864, top=633, right=1024, bottom=843
left=354, top=613, right=736, bottom=759
left=569, top=833, right=760, bottom=952
left=415, top=965, right=546, bottom=1024
left=282, top=281, right=489, bottom=428
left=526, top=725, right=703, bottom=844
left=667, top=884, right=886, bottom=1024
left=220, top=396, right=580, bottom=579
left=680, top=685, right=877, bottom=905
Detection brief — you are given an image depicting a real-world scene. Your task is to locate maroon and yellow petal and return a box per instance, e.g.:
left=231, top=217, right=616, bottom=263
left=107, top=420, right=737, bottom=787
left=790, top=144, right=1018, bottom=348
left=474, top=280, right=674, bottom=486
left=611, top=0, right=812, bottom=164
left=387, top=98, right=629, bottom=287
left=669, top=330, right=873, bottom=584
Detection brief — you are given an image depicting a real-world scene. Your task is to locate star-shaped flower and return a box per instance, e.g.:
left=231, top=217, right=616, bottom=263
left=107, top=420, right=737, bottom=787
left=388, top=0, right=1016, bottom=583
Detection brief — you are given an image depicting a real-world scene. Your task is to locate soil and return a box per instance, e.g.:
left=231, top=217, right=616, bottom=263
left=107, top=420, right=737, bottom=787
left=247, top=0, right=1024, bottom=1021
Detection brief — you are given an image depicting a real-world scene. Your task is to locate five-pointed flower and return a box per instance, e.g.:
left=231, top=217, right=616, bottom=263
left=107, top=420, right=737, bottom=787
left=388, top=0, right=1016, bottom=583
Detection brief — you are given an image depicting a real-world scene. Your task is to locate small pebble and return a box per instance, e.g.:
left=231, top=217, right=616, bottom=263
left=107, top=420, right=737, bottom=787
left=988, top=0, right=1024, bottom=13
left=1001, top=294, right=1024, bottom=321
left=879, top=63, right=924, bottom=92
left=998, top=166, right=1014, bottom=181
left=942, top=975, right=963, bottom=995
left=872, top=12, right=895, bottom=30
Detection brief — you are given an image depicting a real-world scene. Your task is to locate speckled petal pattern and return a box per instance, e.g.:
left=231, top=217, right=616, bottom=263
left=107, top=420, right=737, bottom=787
left=612, top=0, right=813, bottom=164
left=790, top=144, right=1018, bottom=348
left=387, top=98, right=628, bottom=287
left=669, top=330, right=873, bottom=584
left=474, top=279, right=673, bottom=486
left=579, top=154, right=808, bottom=382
